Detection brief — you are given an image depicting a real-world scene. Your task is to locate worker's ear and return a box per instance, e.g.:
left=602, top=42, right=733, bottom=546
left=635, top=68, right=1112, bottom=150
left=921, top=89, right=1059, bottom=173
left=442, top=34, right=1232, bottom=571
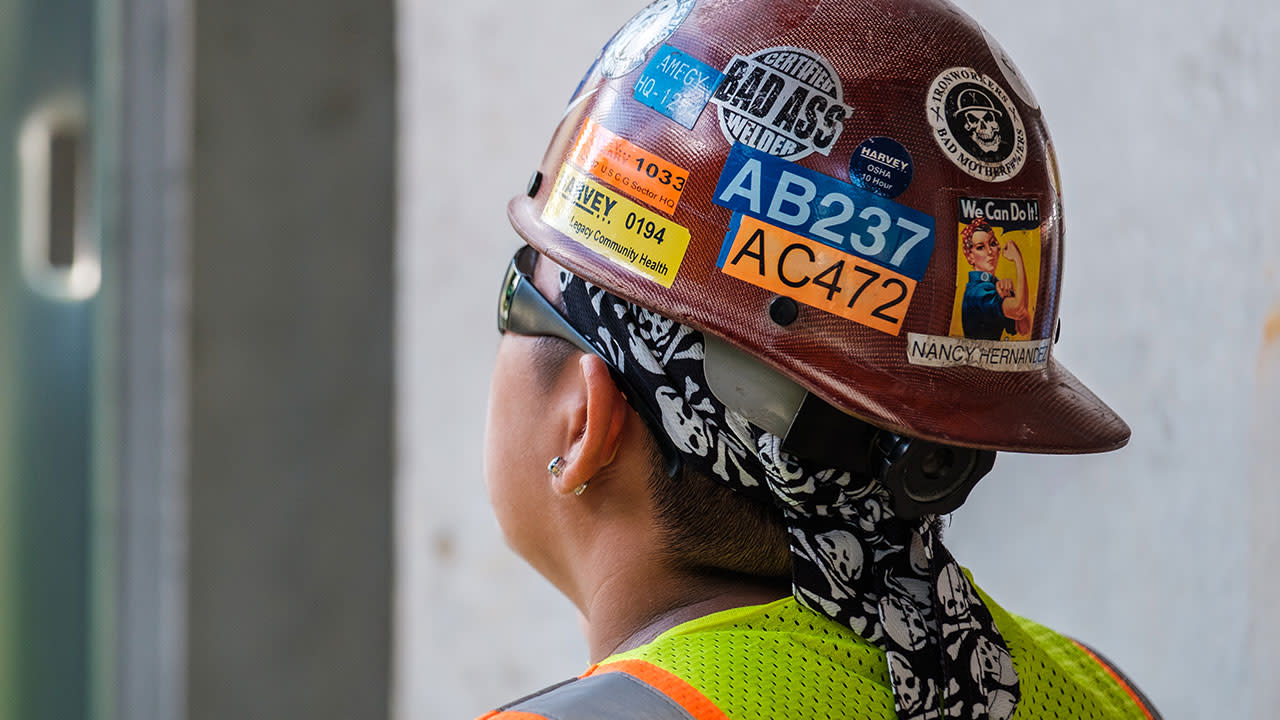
left=554, top=354, right=628, bottom=496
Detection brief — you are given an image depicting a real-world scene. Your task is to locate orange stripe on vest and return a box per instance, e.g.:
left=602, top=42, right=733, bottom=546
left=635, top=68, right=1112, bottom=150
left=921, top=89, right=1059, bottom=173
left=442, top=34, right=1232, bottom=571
left=1071, top=640, right=1155, bottom=720
left=584, top=659, right=730, bottom=720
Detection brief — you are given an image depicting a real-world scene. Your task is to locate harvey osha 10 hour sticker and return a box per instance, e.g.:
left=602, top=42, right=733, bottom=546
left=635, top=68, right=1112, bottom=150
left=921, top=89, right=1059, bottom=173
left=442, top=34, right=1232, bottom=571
left=710, top=46, right=852, bottom=161
left=926, top=67, right=1026, bottom=182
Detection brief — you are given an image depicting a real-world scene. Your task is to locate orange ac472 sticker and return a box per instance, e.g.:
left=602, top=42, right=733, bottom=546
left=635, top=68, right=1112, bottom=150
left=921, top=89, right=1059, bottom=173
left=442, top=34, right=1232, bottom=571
left=717, top=214, right=917, bottom=335
left=568, top=118, right=689, bottom=215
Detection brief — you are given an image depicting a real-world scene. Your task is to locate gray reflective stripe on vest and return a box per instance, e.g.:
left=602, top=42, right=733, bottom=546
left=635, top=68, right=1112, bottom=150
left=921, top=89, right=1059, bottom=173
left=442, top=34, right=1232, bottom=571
left=505, top=671, right=695, bottom=720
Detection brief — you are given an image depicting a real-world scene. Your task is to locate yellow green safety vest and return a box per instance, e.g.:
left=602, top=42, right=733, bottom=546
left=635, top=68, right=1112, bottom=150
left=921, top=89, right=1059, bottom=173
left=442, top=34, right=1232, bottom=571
left=480, top=588, right=1161, bottom=720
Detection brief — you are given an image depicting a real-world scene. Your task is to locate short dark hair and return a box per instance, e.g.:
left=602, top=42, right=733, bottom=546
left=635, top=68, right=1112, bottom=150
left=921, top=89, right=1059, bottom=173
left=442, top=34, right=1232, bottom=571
left=530, top=336, right=792, bottom=583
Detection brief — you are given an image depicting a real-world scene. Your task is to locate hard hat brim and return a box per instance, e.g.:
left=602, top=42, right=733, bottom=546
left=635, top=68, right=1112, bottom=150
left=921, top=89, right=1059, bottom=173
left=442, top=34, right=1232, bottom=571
left=510, top=194, right=1130, bottom=456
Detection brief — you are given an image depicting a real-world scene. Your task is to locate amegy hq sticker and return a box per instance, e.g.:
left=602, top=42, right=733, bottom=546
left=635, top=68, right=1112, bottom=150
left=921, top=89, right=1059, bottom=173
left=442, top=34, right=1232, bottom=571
left=541, top=166, right=691, bottom=288
left=710, top=46, right=853, bottom=161
left=567, top=118, right=690, bottom=214
left=633, top=45, right=725, bottom=130
left=599, top=0, right=697, bottom=79
left=926, top=67, right=1026, bottom=182
left=849, top=137, right=914, bottom=199
left=712, top=143, right=936, bottom=335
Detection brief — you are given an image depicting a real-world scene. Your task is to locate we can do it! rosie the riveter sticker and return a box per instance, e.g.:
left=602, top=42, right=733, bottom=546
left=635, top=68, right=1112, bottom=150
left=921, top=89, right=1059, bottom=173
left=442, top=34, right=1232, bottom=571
left=907, top=196, right=1048, bottom=372
left=712, top=144, right=936, bottom=335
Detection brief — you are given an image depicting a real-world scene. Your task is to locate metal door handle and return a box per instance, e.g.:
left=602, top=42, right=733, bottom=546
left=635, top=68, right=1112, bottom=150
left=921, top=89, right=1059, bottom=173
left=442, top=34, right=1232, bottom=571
left=18, top=93, right=100, bottom=300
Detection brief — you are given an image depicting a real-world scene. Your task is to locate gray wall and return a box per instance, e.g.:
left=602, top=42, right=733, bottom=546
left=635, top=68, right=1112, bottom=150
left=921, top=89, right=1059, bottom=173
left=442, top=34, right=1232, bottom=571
left=187, top=0, right=395, bottom=718
left=395, top=1, right=1279, bottom=718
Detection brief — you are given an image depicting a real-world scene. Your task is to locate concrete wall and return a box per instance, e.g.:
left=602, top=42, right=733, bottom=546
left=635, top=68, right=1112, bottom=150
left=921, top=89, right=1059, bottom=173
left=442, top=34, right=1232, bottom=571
left=395, top=1, right=1279, bottom=718
left=187, top=0, right=395, bottom=718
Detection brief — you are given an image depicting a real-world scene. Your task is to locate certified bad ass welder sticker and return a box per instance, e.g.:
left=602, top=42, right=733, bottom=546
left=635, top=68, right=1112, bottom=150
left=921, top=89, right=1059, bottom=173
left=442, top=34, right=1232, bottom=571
left=710, top=46, right=853, bottom=162
left=712, top=143, right=936, bottom=335
left=926, top=67, right=1027, bottom=182
left=907, top=197, right=1048, bottom=371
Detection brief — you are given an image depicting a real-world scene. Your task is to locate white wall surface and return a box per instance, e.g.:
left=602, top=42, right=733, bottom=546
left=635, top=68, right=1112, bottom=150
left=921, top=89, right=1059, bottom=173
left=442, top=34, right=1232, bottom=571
left=396, top=1, right=1279, bottom=718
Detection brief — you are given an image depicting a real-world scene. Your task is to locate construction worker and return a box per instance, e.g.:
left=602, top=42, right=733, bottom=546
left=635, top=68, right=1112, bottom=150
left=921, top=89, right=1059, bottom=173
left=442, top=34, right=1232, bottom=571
left=482, top=0, right=1162, bottom=717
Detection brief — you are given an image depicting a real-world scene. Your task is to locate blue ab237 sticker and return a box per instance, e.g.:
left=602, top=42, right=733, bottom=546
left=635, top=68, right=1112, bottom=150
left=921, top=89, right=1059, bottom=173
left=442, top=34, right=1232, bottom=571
left=713, top=143, right=936, bottom=280
left=633, top=45, right=725, bottom=129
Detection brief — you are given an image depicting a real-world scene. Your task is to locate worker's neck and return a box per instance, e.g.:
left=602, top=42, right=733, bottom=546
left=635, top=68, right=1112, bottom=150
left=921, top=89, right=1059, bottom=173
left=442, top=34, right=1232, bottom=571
left=578, top=530, right=788, bottom=663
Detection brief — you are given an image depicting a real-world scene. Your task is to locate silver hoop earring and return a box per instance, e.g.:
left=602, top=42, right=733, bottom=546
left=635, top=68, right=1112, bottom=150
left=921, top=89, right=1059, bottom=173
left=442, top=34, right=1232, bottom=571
left=573, top=481, right=589, bottom=496
left=547, top=456, right=565, bottom=478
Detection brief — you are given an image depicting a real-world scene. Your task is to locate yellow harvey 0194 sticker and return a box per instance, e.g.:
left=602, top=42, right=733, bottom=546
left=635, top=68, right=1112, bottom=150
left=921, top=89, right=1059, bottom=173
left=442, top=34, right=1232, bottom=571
left=542, top=166, right=691, bottom=288
left=717, top=214, right=917, bottom=335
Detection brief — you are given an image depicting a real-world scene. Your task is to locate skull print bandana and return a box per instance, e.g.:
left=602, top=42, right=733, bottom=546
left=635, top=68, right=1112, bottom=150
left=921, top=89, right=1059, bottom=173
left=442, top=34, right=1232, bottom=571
left=556, top=270, right=1021, bottom=720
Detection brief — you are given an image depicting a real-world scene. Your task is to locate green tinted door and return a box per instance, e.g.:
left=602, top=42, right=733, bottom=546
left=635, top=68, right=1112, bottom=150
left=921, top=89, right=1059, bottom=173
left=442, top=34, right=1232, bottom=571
left=0, top=0, right=98, bottom=717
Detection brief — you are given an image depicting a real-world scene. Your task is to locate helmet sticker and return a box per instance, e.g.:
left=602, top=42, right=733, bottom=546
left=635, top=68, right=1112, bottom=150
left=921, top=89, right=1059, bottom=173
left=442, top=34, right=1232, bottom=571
left=981, top=27, right=1039, bottom=110
left=717, top=213, right=917, bottom=336
left=950, top=197, right=1041, bottom=342
left=599, top=0, right=697, bottom=79
left=710, top=46, right=853, bottom=161
left=849, top=137, right=915, bottom=200
left=926, top=67, right=1027, bottom=182
left=633, top=45, right=726, bottom=130
left=713, top=143, right=936, bottom=280
left=568, top=118, right=690, bottom=214
left=541, top=166, right=691, bottom=288
left=909, top=197, right=1049, bottom=371
left=906, top=334, right=1050, bottom=372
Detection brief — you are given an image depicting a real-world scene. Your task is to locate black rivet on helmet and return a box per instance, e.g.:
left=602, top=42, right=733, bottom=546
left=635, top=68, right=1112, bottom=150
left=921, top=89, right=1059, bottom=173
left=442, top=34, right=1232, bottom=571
left=526, top=170, right=543, bottom=197
left=1055, top=318, right=1062, bottom=344
left=769, top=296, right=799, bottom=326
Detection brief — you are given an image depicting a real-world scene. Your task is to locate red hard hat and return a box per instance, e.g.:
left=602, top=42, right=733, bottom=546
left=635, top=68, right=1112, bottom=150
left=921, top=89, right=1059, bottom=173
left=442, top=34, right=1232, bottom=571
left=508, top=0, right=1129, bottom=454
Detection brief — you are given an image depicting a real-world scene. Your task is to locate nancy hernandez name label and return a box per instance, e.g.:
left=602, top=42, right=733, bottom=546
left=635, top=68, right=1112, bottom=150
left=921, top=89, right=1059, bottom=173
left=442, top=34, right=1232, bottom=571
left=906, top=333, right=1050, bottom=371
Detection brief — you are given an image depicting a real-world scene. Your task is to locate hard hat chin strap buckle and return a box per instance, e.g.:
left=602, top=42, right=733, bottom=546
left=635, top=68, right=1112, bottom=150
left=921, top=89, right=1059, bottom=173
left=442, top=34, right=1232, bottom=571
left=703, top=335, right=995, bottom=518
left=873, top=432, right=995, bottom=519
left=781, top=394, right=996, bottom=520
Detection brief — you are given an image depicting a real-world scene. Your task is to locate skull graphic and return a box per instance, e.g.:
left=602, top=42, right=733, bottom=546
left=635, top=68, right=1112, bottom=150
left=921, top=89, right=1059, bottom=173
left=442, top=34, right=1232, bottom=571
left=985, top=689, right=1018, bottom=720
left=952, top=87, right=1004, bottom=154
left=813, top=530, right=864, bottom=585
left=963, top=109, right=1001, bottom=152
left=936, top=562, right=980, bottom=622
left=882, top=594, right=931, bottom=651
left=887, top=652, right=924, bottom=712
left=970, top=635, right=1018, bottom=689
left=655, top=384, right=711, bottom=456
